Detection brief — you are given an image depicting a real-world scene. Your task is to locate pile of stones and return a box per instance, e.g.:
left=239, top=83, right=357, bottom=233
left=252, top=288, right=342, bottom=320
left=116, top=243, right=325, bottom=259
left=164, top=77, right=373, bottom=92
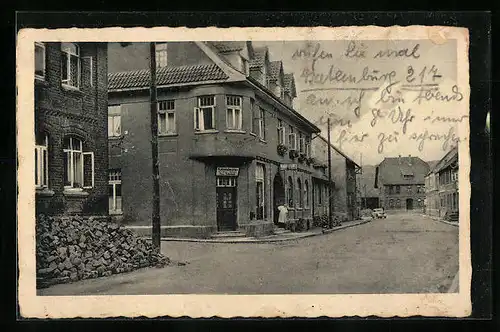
left=36, top=215, right=169, bottom=288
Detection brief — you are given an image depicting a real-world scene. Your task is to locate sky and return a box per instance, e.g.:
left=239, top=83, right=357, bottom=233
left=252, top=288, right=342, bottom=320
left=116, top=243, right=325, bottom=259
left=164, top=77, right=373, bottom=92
left=253, top=40, right=466, bottom=166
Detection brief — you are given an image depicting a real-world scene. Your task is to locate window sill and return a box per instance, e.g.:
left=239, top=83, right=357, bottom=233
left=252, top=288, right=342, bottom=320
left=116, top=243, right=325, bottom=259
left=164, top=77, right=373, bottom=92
left=249, top=132, right=257, bottom=137
left=224, top=129, right=246, bottom=134
left=159, top=133, right=178, bottom=137
left=36, top=188, right=55, bottom=197
left=110, top=210, right=123, bottom=215
left=108, top=135, right=123, bottom=140
left=61, top=84, right=83, bottom=94
left=195, top=130, right=219, bottom=135
left=35, top=77, right=48, bottom=86
left=259, top=139, right=267, bottom=144
left=63, top=189, right=89, bottom=198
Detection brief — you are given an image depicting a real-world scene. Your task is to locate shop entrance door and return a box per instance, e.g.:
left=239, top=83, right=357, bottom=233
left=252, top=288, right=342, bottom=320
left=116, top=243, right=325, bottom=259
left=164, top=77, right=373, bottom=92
left=216, top=176, right=237, bottom=231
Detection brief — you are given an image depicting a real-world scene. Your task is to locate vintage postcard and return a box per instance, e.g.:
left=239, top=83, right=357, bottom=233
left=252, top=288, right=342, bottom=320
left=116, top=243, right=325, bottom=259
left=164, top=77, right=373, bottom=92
left=17, top=25, right=471, bottom=318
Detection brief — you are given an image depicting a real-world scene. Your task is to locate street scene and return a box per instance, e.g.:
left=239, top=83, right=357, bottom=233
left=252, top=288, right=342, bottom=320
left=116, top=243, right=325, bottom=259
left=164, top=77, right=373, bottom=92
left=38, top=213, right=458, bottom=295
left=31, top=36, right=467, bottom=297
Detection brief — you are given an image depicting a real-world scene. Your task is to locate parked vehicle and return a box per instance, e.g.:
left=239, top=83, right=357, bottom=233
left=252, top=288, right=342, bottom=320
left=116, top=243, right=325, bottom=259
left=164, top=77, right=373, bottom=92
left=372, top=208, right=387, bottom=219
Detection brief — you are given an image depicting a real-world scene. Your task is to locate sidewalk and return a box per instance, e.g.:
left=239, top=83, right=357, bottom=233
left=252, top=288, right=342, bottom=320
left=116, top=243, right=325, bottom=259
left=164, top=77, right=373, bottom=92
left=423, top=214, right=459, bottom=227
left=160, top=219, right=371, bottom=244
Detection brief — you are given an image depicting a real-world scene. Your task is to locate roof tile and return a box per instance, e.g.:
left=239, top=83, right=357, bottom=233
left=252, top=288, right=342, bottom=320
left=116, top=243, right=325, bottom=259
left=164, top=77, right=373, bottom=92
left=108, top=64, right=229, bottom=90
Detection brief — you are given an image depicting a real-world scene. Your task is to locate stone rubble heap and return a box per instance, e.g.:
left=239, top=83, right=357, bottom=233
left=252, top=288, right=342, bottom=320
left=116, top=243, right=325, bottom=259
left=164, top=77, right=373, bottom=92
left=36, top=215, right=169, bottom=288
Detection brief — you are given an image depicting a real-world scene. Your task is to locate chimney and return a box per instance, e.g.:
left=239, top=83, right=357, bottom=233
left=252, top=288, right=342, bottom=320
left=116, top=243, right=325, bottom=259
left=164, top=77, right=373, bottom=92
left=408, top=154, right=412, bottom=166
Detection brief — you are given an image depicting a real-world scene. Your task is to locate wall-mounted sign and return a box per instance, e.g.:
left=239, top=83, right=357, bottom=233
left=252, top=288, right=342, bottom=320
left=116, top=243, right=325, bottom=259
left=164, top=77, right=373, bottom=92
left=280, top=164, right=297, bottom=171
left=216, top=167, right=239, bottom=177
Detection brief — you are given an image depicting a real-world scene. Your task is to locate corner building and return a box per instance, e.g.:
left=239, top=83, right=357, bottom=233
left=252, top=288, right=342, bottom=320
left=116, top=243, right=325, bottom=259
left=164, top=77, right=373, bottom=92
left=107, top=41, right=331, bottom=238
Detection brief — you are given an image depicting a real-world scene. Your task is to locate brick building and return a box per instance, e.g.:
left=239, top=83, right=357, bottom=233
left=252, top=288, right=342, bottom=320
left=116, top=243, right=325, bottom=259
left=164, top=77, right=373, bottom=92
left=107, top=41, right=337, bottom=238
left=35, top=42, right=108, bottom=216
left=374, top=156, right=430, bottom=212
left=424, top=146, right=459, bottom=221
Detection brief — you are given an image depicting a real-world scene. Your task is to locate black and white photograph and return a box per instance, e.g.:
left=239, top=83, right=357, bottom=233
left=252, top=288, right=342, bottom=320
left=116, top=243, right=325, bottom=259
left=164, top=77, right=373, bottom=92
left=17, top=25, right=471, bottom=318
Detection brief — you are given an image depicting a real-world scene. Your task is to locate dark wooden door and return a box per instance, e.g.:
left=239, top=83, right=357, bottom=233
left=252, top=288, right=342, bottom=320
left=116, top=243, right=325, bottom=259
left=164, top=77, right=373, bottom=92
left=217, top=187, right=237, bottom=231
left=406, top=198, right=413, bottom=210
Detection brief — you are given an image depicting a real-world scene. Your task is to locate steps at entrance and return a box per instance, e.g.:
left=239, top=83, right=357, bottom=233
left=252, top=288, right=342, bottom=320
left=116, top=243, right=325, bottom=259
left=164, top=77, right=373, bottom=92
left=211, top=231, right=247, bottom=239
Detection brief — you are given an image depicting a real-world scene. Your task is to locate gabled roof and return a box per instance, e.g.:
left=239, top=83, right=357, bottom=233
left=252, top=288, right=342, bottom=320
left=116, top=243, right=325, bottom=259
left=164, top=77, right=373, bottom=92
left=267, top=61, right=283, bottom=83
left=108, top=64, right=229, bottom=91
left=249, top=46, right=268, bottom=69
left=433, top=146, right=458, bottom=173
left=283, top=73, right=297, bottom=97
left=376, top=156, right=430, bottom=185
left=209, top=41, right=246, bottom=53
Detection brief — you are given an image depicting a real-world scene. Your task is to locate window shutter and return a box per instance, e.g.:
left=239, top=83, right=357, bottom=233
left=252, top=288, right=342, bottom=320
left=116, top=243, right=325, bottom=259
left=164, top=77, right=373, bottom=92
left=83, top=152, right=94, bottom=188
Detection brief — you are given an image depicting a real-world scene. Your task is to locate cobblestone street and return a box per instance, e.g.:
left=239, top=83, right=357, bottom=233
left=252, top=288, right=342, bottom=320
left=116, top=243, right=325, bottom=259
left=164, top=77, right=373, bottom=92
left=38, top=213, right=458, bottom=295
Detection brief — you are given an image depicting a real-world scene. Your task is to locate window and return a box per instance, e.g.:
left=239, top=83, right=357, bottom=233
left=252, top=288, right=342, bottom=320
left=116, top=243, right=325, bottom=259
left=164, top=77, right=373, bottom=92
left=277, top=119, right=286, bottom=145
left=61, top=42, right=81, bottom=88
left=288, top=133, right=297, bottom=151
left=299, top=132, right=304, bottom=153
left=318, top=184, right=322, bottom=204
left=288, top=126, right=295, bottom=149
left=287, top=176, right=294, bottom=207
left=305, top=138, right=311, bottom=157
left=226, top=96, right=242, bottom=130
left=35, top=133, right=48, bottom=188
left=63, top=137, right=94, bottom=189
left=158, top=100, right=176, bottom=135
left=156, top=43, right=168, bottom=68
left=304, top=180, right=309, bottom=208
left=395, top=185, right=401, bottom=194
left=194, top=96, right=216, bottom=131
left=217, top=176, right=237, bottom=187
left=396, top=199, right=401, bottom=208
left=35, top=42, right=45, bottom=80
left=108, top=169, right=122, bottom=214
left=256, top=163, right=265, bottom=220
left=441, top=196, right=445, bottom=207
left=250, top=99, right=256, bottom=134
left=258, top=107, right=266, bottom=139
left=297, top=178, right=302, bottom=208
left=389, top=199, right=394, bottom=208
left=407, top=186, right=412, bottom=193
left=108, top=105, right=121, bottom=137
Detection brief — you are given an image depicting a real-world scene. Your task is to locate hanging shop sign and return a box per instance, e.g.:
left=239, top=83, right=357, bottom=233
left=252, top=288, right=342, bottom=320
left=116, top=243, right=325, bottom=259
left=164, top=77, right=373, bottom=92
left=216, top=167, right=239, bottom=176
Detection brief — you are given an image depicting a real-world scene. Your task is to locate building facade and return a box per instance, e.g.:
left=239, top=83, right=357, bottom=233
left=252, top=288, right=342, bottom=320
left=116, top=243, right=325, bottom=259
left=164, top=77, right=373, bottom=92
left=107, top=41, right=336, bottom=238
left=424, top=146, right=459, bottom=221
left=35, top=42, right=109, bottom=216
left=374, top=156, right=430, bottom=212
left=310, top=136, right=360, bottom=220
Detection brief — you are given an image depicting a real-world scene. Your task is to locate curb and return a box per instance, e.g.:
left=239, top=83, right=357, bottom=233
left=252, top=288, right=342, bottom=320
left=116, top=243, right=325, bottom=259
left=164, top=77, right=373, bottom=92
left=422, top=214, right=459, bottom=227
left=160, top=220, right=370, bottom=244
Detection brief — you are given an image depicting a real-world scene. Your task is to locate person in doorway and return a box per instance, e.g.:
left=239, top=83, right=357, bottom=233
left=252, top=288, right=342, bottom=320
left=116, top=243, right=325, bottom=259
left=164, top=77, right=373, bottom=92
left=277, top=203, right=289, bottom=229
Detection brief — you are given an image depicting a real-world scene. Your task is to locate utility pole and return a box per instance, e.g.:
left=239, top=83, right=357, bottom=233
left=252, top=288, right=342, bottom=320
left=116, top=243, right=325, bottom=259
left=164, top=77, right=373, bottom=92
left=149, top=42, right=161, bottom=252
left=327, top=118, right=333, bottom=228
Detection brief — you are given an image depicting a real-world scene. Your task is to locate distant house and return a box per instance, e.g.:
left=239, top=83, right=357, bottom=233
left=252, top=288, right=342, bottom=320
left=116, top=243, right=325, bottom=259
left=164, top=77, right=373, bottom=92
left=375, top=156, right=430, bottom=212
left=424, top=146, right=459, bottom=221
